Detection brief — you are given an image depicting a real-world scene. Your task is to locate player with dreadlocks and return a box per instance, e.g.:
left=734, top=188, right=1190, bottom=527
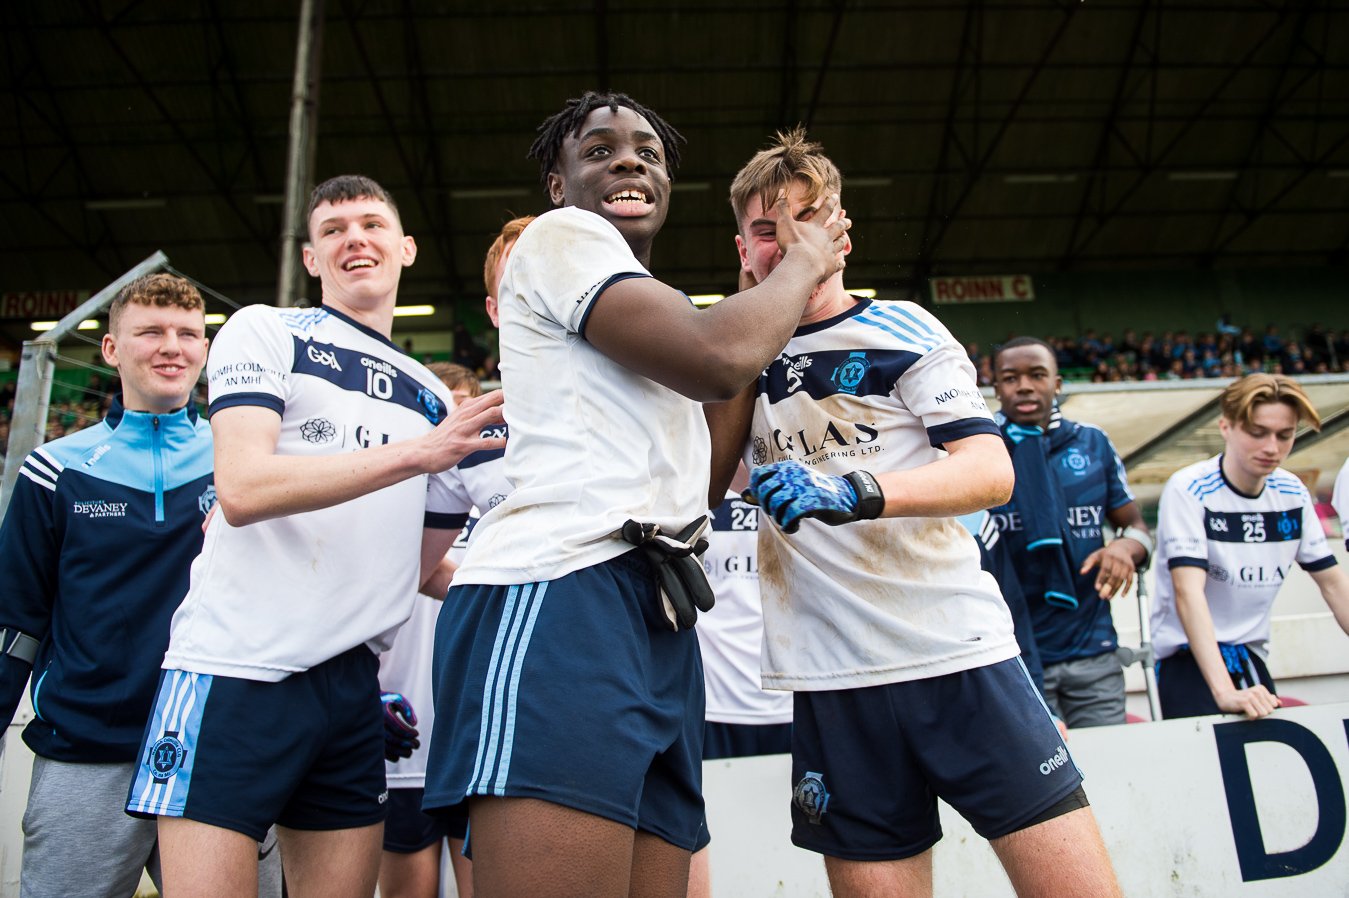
left=423, top=91, right=849, bottom=897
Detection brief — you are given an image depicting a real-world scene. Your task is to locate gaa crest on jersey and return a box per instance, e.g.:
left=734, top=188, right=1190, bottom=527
left=830, top=351, right=870, bottom=395
left=416, top=387, right=444, bottom=424
left=752, top=435, right=769, bottom=466
left=488, top=493, right=507, bottom=509
left=149, top=731, right=188, bottom=782
left=793, top=771, right=830, bottom=824
left=198, top=485, right=217, bottom=516
left=1210, top=564, right=1230, bottom=583
left=1061, top=448, right=1091, bottom=476
left=300, top=417, right=337, bottom=444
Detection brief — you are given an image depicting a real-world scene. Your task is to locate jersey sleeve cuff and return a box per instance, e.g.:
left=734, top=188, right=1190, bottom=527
left=1299, top=555, right=1337, bottom=573
left=925, top=418, right=1000, bottom=449
left=577, top=273, right=653, bottom=339
left=209, top=393, right=285, bottom=417
left=425, top=511, right=470, bottom=530
left=1168, top=556, right=1208, bottom=571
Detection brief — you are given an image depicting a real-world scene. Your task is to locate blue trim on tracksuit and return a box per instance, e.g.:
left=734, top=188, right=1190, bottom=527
left=0, top=396, right=215, bottom=763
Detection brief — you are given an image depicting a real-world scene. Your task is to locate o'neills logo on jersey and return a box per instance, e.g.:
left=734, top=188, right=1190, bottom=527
left=73, top=499, right=129, bottom=518
left=780, top=352, right=813, bottom=393
left=1039, top=745, right=1070, bottom=775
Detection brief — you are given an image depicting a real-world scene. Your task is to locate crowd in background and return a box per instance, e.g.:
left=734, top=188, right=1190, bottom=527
left=969, top=318, right=1349, bottom=386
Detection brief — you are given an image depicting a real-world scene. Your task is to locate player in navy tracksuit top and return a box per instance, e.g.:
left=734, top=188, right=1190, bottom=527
left=0, top=395, right=213, bottom=758
left=0, top=273, right=279, bottom=898
left=988, top=337, right=1151, bottom=729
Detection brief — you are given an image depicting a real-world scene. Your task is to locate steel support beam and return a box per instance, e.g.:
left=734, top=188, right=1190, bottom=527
left=277, top=0, right=325, bottom=307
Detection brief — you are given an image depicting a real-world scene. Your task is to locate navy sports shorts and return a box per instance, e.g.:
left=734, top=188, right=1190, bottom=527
left=126, top=646, right=386, bottom=841
left=790, top=658, right=1083, bottom=861
left=423, top=550, right=705, bottom=851
left=384, top=788, right=456, bottom=852
left=1157, top=646, right=1276, bottom=719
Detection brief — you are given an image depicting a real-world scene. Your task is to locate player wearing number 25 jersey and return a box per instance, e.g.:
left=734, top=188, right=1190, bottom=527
left=1150, top=373, right=1349, bottom=719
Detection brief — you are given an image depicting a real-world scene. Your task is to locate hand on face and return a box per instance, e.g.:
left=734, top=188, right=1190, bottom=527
left=771, top=191, right=851, bottom=285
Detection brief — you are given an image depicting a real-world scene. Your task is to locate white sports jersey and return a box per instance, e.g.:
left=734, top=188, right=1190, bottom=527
left=1151, top=456, right=1337, bottom=661
left=164, top=304, right=468, bottom=681
left=696, top=493, right=793, bottom=725
left=746, top=298, right=1019, bottom=691
left=1333, top=458, right=1349, bottom=550
left=453, top=207, right=710, bottom=586
left=381, top=441, right=513, bottom=787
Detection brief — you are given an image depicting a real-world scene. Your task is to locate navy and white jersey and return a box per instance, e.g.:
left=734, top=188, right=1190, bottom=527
left=163, top=304, right=468, bottom=682
left=1151, top=456, right=1336, bottom=661
left=453, top=207, right=711, bottom=586
left=746, top=298, right=1018, bottom=690
left=0, top=399, right=213, bottom=762
left=380, top=430, right=512, bottom=790
left=696, top=492, right=793, bottom=726
left=987, top=416, right=1135, bottom=663
left=1333, top=458, right=1349, bottom=551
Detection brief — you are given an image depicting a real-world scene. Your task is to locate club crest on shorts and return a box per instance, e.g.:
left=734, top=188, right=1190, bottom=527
left=148, top=731, right=189, bottom=782
left=793, top=770, right=830, bottom=824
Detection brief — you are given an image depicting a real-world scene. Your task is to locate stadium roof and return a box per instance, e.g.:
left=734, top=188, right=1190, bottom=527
left=3, top=2, right=1347, bottom=342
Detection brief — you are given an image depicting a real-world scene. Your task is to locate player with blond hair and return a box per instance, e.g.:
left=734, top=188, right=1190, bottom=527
left=1151, top=373, right=1349, bottom=719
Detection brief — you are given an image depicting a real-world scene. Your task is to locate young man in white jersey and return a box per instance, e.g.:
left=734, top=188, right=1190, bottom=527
left=1151, top=373, right=1349, bottom=719
left=717, top=130, right=1122, bottom=898
left=125, top=175, right=505, bottom=898
left=423, top=92, right=848, bottom=898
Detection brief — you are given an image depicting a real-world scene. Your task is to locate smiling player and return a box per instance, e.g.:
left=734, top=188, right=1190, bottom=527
left=125, top=175, right=504, bottom=898
left=423, top=92, right=848, bottom=897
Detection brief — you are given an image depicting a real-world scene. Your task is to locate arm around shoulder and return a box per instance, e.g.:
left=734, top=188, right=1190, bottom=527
left=212, top=391, right=506, bottom=527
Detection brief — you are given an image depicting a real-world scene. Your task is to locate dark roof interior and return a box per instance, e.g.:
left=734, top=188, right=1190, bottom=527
left=4, top=1, right=1347, bottom=340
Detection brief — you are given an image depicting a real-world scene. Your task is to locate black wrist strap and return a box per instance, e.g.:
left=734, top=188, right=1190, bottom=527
left=844, top=471, right=885, bottom=520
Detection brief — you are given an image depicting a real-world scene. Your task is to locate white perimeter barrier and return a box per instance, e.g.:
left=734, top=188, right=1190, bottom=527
left=704, top=701, right=1349, bottom=897
left=3, top=703, right=1347, bottom=895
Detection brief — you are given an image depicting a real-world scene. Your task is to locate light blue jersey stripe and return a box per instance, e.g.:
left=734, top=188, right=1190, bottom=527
left=880, top=304, right=940, bottom=341
left=857, top=312, right=929, bottom=350
left=490, top=582, right=549, bottom=795
left=861, top=306, right=939, bottom=351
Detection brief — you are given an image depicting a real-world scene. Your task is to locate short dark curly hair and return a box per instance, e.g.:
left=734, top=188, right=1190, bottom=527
left=527, top=91, right=685, bottom=190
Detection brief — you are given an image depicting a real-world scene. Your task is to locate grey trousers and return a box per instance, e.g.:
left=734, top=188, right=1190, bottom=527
left=1041, top=652, right=1126, bottom=728
left=20, top=756, right=282, bottom=898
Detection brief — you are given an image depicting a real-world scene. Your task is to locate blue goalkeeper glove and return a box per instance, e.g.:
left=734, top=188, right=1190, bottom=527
left=380, top=692, right=420, bottom=762
left=745, top=461, right=885, bottom=534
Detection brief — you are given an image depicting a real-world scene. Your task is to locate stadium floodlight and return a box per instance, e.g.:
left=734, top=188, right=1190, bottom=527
left=392, top=305, right=436, bottom=317
left=32, top=319, right=100, bottom=332
left=690, top=294, right=724, bottom=307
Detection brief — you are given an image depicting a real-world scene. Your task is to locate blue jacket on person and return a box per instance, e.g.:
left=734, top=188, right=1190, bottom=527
left=0, top=397, right=213, bottom=763
left=987, top=414, right=1135, bottom=665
